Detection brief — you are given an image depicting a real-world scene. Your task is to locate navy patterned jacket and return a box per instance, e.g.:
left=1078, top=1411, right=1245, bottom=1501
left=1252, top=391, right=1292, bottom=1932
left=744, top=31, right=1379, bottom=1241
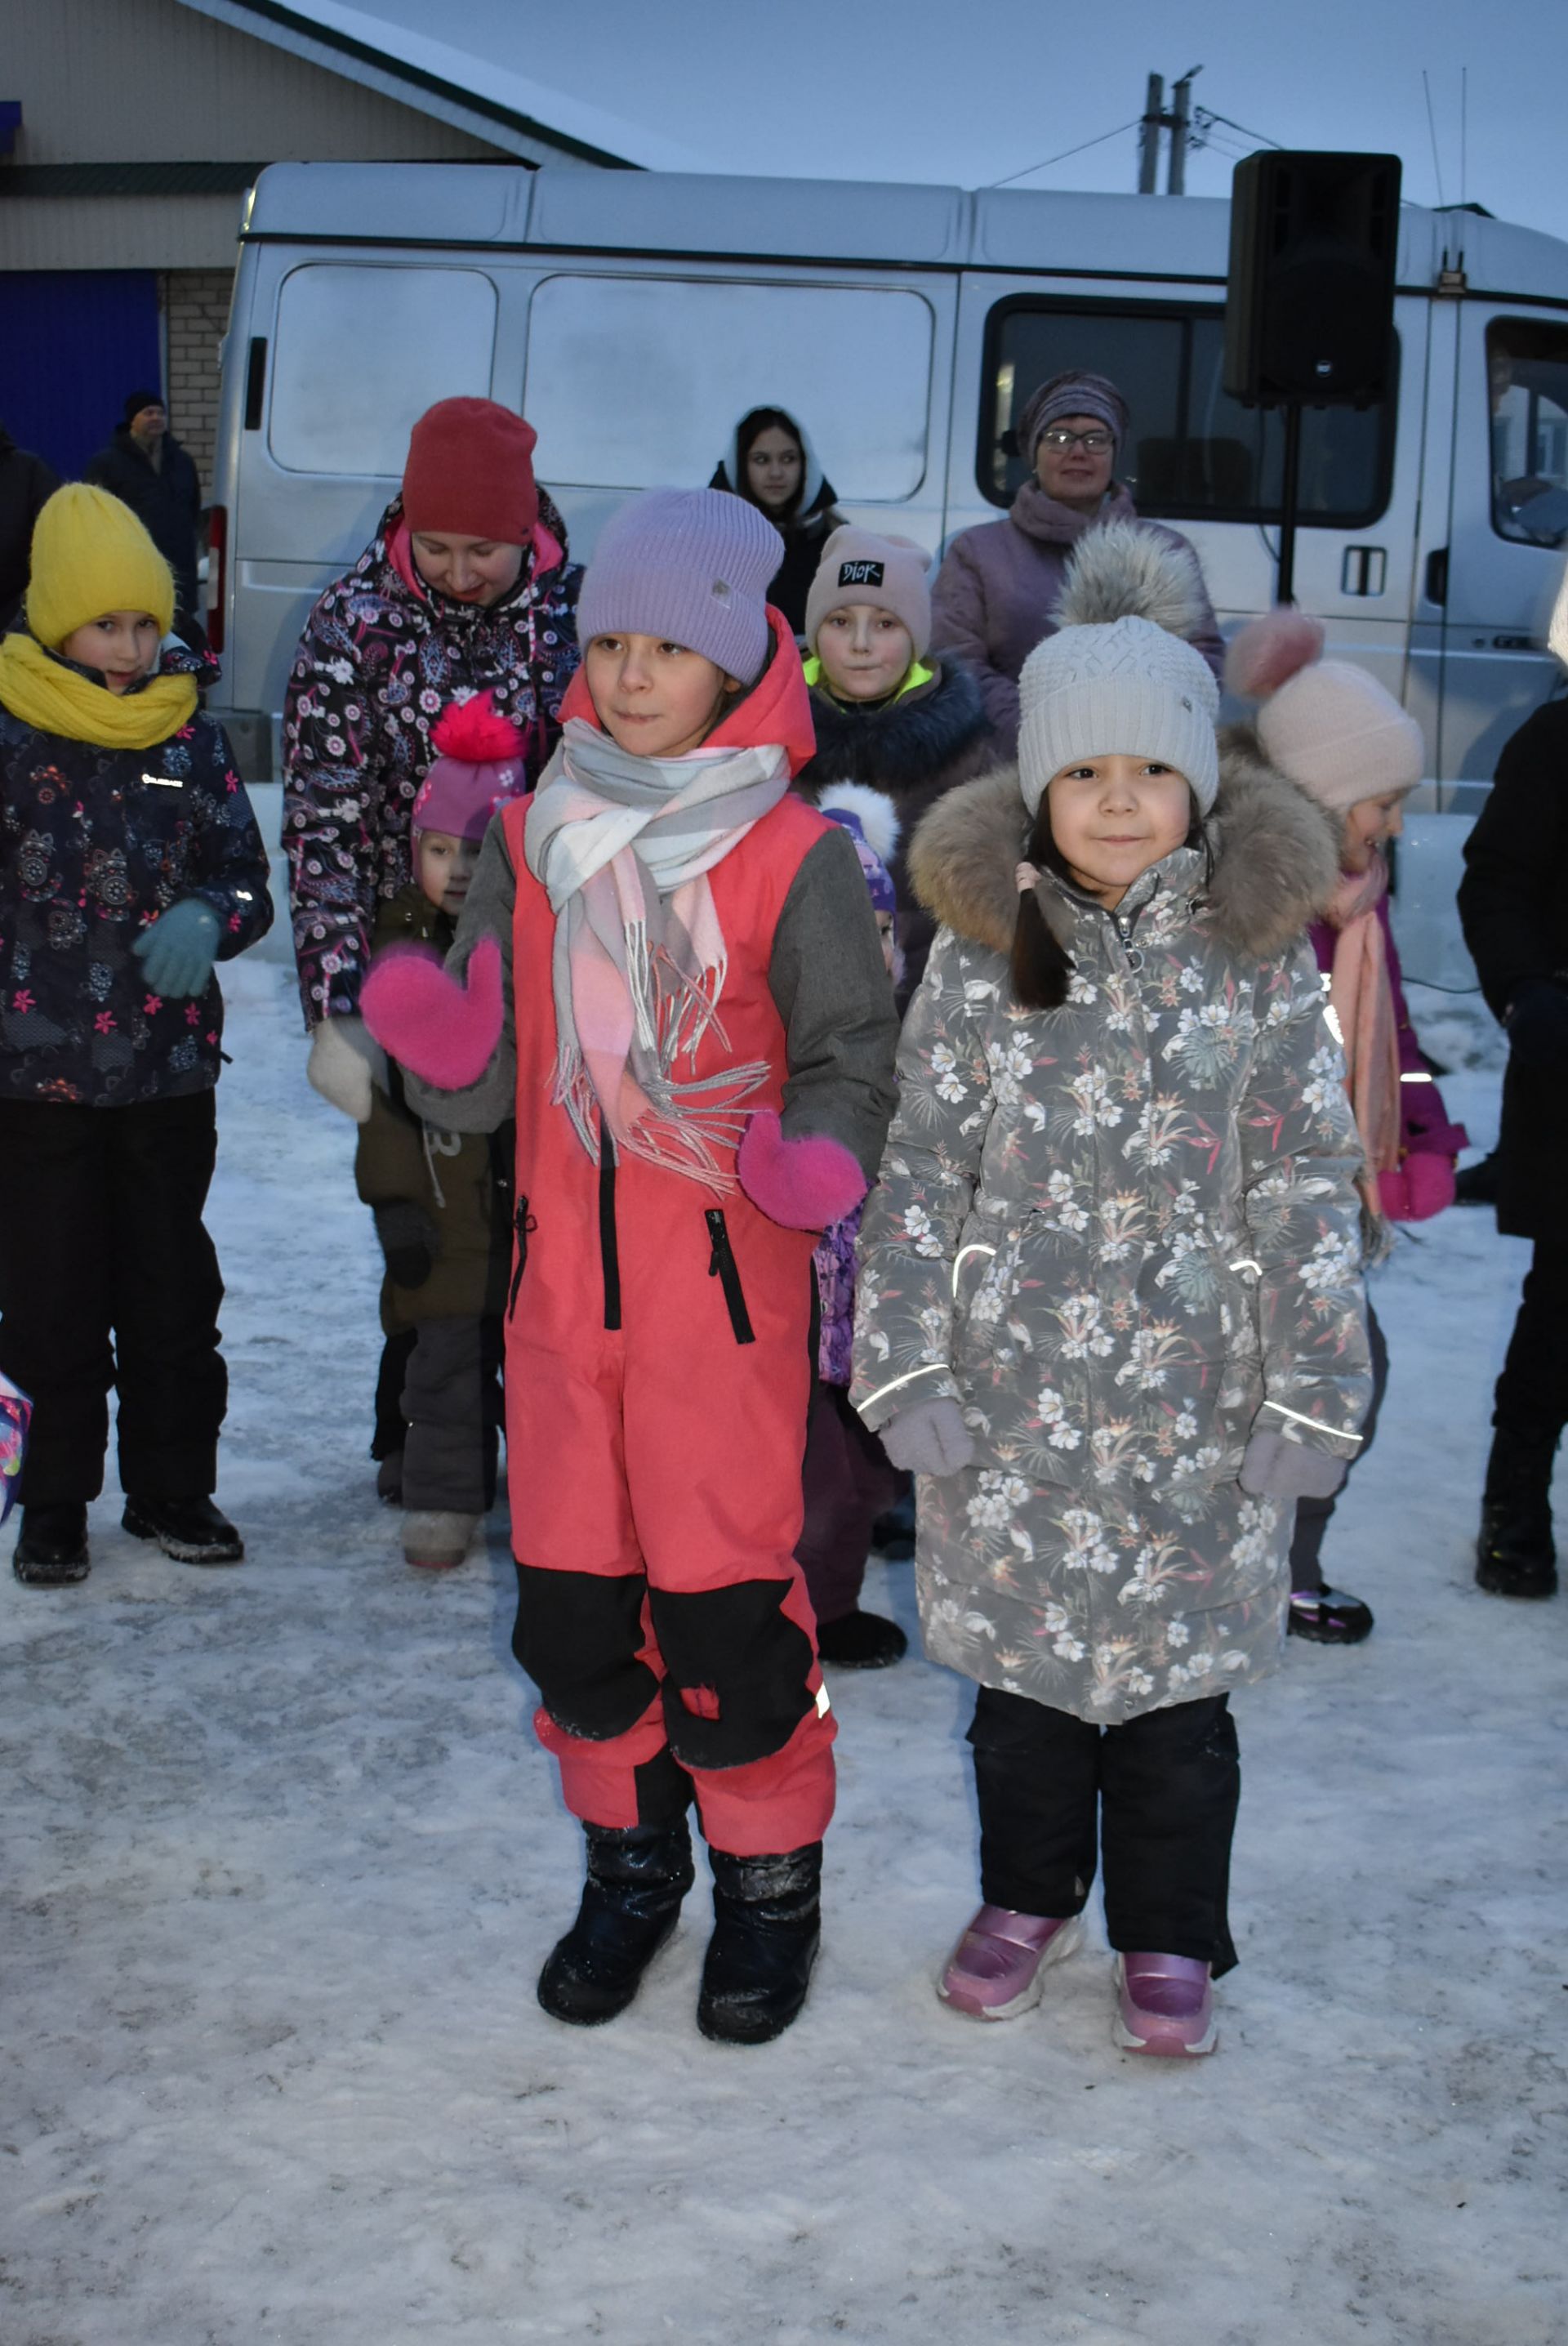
left=0, top=642, right=273, bottom=1105
left=283, top=492, right=581, bottom=1028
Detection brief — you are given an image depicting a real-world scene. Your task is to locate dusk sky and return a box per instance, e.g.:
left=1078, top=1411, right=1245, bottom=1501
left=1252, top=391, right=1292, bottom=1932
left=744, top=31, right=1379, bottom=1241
left=356, top=0, right=1566, bottom=244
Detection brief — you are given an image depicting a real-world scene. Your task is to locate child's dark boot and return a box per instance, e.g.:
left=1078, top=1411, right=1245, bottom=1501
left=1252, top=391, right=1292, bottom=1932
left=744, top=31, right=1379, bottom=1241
left=537, top=1818, right=695, bottom=2026
left=697, top=1842, right=822, bottom=2046
left=12, top=1502, right=91, bottom=1586
left=1476, top=1427, right=1559, bottom=1598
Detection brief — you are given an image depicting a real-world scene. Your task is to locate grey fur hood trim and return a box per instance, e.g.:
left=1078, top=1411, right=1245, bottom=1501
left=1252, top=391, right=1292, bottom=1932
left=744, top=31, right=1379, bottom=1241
left=909, top=734, right=1340, bottom=966
left=1054, top=517, right=1213, bottom=643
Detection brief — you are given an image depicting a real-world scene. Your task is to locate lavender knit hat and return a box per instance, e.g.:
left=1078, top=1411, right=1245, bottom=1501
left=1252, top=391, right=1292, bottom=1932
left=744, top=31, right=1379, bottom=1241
left=577, top=489, right=783, bottom=685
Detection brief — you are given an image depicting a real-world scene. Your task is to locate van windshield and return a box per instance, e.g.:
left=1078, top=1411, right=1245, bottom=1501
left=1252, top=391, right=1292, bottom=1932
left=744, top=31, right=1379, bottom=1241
left=1488, top=318, right=1568, bottom=547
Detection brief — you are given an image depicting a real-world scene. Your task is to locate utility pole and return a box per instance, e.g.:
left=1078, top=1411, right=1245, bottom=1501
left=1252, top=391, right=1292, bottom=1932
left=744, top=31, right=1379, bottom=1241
left=1167, top=65, right=1201, bottom=195
left=1138, top=74, right=1164, bottom=194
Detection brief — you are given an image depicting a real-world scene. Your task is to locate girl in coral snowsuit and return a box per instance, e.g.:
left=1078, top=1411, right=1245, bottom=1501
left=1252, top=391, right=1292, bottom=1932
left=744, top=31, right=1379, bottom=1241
left=362, top=490, right=898, bottom=2045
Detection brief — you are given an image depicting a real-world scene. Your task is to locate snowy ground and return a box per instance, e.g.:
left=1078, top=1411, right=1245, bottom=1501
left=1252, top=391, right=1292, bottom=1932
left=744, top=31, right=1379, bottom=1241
left=3, top=963, right=1565, bottom=2346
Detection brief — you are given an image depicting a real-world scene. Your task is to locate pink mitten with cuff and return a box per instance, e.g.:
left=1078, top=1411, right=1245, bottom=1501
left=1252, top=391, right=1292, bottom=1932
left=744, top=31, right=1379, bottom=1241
left=360, top=935, right=503, bottom=1090
left=737, top=1108, right=866, bottom=1230
left=1378, top=1156, right=1456, bottom=1224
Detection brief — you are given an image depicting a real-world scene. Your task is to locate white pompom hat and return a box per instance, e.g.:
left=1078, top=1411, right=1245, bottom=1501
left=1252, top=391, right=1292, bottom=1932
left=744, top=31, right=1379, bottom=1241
left=1225, top=611, right=1424, bottom=813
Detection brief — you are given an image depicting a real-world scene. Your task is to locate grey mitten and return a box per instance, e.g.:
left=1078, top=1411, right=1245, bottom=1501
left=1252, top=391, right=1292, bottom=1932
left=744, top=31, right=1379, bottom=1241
left=880, top=1396, right=975, bottom=1478
left=1240, top=1429, right=1348, bottom=1502
left=306, top=1015, right=387, bottom=1124
left=374, top=1202, right=438, bottom=1290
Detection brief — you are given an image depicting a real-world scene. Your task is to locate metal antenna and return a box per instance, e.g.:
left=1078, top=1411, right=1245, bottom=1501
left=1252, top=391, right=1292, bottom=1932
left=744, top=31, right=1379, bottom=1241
left=1460, top=65, right=1468, bottom=207
left=1423, top=69, right=1447, bottom=207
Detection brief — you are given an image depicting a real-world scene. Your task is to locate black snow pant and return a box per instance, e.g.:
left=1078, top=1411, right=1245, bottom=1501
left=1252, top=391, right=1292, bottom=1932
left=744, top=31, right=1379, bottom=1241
left=0, top=1092, right=225, bottom=1507
left=1289, top=1301, right=1389, bottom=1591
left=400, top=1313, right=502, bottom=1514
left=1490, top=1241, right=1568, bottom=1449
left=794, top=1379, right=904, bottom=1627
left=968, top=1685, right=1241, bottom=1976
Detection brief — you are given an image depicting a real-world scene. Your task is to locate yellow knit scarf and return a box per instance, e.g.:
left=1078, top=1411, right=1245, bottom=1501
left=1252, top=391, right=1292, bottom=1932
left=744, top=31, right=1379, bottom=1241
left=0, top=632, right=198, bottom=750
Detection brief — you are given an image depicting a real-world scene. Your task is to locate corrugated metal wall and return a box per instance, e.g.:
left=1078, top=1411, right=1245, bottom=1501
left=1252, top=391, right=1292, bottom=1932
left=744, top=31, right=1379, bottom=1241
left=0, top=270, right=163, bottom=479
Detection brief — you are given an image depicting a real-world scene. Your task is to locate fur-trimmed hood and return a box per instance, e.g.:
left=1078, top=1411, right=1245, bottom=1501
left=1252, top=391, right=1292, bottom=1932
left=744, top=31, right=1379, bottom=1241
left=909, top=727, right=1340, bottom=966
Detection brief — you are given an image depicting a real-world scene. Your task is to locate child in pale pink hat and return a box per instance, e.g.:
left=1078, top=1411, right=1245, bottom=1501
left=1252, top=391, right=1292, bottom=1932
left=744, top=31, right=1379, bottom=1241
left=1223, top=613, right=1468, bottom=1647
left=354, top=692, right=528, bottom=1572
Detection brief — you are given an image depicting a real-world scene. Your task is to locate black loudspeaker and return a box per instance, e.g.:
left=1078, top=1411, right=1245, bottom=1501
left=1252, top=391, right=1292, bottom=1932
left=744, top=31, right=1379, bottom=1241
left=1224, top=150, right=1402, bottom=408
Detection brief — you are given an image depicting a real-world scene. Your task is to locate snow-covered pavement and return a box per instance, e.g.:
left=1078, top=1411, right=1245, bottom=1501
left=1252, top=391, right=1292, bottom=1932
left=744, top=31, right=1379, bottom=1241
left=3, top=962, right=1564, bottom=2346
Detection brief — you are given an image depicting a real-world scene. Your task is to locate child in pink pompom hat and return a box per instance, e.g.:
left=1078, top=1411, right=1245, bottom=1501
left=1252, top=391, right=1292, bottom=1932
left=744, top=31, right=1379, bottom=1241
left=355, top=692, right=527, bottom=1572
left=1223, top=614, right=1468, bottom=1647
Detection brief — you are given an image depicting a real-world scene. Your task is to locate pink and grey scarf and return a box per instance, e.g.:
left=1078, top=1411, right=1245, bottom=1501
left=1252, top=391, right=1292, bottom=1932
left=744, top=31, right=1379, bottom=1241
left=1321, top=852, right=1401, bottom=1185
left=522, top=716, right=791, bottom=1185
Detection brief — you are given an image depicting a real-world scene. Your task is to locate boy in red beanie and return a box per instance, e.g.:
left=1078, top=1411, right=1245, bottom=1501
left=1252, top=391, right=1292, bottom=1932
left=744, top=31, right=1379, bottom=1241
left=360, top=489, right=898, bottom=2047
left=354, top=694, right=526, bottom=1570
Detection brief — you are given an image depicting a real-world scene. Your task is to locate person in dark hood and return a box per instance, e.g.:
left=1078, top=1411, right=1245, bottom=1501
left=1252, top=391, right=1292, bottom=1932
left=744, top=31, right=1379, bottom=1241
left=710, top=406, right=844, bottom=638
left=0, top=421, right=59, bottom=632
left=85, top=393, right=202, bottom=619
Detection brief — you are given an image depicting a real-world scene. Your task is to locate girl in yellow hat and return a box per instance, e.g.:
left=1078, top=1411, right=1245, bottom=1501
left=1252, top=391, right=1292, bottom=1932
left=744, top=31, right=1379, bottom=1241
left=0, top=484, right=273, bottom=1586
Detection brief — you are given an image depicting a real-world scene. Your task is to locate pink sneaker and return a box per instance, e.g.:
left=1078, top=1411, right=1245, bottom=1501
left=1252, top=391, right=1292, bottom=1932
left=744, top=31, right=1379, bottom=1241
left=1112, top=1951, right=1217, bottom=2056
left=937, top=1904, right=1085, bottom=2021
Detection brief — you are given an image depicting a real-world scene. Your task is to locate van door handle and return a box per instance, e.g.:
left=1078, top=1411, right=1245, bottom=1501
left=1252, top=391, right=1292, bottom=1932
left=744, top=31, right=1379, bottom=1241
left=1341, top=546, right=1387, bottom=596
left=243, top=337, right=267, bottom=432
left=1424, top=547, right=1449, bottom=607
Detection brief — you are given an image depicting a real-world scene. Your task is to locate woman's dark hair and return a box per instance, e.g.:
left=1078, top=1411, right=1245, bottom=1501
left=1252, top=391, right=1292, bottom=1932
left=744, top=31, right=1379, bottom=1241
left=1009, top=783, right=1210, bottom=1013
left=733, top=407, right=805, bottom=520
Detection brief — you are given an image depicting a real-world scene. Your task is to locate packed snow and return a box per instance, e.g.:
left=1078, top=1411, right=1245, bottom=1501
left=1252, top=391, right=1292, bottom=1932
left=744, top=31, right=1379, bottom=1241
left=2, top=958, right=1564, bottom=2346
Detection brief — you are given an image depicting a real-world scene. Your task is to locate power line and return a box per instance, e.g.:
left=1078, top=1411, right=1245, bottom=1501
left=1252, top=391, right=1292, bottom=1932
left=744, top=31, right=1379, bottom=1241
left=987, top=117, right=1143, bottom=190
left=1195, top=105, right=1283, bottom=152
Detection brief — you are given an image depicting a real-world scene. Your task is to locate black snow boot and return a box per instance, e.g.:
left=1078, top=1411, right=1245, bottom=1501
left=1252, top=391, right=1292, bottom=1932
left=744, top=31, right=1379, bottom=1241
left=697, top=1842, right=822, bottom=2046
left=1476, top=1429, right=1559, bottom=1599
left=122, top=1494, right=243, bottom=1565
left=537, top=1819, right=695, bottom=2027
left=12, top=1503, right=91, bottom=1586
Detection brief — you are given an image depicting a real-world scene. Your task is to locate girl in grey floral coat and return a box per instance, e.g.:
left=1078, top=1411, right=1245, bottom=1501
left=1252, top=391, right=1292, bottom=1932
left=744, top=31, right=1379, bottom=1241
left=851, top=525, right=1371, bottom=2056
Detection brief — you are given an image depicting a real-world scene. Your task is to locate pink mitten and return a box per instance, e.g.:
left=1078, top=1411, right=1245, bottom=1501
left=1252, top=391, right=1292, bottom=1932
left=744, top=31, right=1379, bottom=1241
left=1376, top=1167, right=1411, bottom=1221
left=360, top=936, right=502, bottom=1089
left=1400, top=1153, right=1456, bottom=1221
left=737, top=1108, right=866, bottom=1230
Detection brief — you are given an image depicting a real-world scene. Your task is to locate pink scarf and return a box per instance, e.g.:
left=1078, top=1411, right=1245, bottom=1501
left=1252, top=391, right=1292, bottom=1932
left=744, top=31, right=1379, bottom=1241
left=1321, top=855, right=1401, bottom=1182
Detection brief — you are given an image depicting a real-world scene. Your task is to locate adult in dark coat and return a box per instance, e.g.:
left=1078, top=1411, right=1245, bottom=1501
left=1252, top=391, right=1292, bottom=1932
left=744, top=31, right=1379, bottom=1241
left=0, top=422, right=59, bottom=631
left=931, top=370, right=1223, bottom=753
left=86, top=392, right=202, bottom=617
left=1457, top=591, right=1568, bottom=1601
left=710, top=406, right=844, bottom=638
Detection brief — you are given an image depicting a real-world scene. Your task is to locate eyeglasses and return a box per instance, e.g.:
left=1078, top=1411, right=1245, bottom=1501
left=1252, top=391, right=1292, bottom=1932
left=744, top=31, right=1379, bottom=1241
left=1039, top=427, right=1113, bottom=453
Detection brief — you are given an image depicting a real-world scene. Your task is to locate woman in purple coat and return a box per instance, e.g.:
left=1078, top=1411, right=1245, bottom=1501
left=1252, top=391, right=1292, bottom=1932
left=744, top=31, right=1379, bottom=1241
left=1223, top=613, right=1467, bottom=1644
left=930, top=371, right=1223, bottom=752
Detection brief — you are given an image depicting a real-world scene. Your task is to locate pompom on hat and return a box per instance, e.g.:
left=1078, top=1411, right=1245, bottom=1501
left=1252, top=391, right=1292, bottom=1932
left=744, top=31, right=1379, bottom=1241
left=402, top=398, right=540, bottom=546
left=1225, top=610, right=1424, bottom=812
left=412, top=691, right=528, bottom=841
left=25, top=483, right=175, bottom=648
left=577, top=488, right=782, bottom=685
left=1016, top=521, right=1220, bottom=816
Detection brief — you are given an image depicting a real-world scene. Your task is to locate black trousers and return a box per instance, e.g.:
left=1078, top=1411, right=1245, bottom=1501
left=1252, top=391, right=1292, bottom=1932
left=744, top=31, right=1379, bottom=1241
left=1289, top=1302, right=1390, bottom=1590
left=400, top=1313, right=503, bottom=1514
left=969, top=1684, right=1241, bottom=1975
left=0, top=1093, right=226, bottom=1506
left=1492, top=1241, right=1568, bottom=1449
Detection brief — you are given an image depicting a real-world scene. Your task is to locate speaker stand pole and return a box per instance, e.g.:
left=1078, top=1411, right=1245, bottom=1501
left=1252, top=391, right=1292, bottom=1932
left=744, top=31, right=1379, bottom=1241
left=1276, top=398, right=1303, bottom=606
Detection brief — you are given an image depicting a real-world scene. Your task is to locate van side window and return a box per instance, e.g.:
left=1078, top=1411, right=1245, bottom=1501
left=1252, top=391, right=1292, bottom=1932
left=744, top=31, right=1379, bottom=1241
left=523, top=274, right=933, bottom=500
left=269, top=265, right=498, bottom=475
left=980, top=298, right=1394, bottom=528
left=1487, top=319, right=1568, bottom=548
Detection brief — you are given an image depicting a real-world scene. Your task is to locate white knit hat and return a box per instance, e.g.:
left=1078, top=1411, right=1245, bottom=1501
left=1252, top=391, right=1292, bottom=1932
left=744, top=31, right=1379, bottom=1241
left=1018, top=613, right=1221, bottom=817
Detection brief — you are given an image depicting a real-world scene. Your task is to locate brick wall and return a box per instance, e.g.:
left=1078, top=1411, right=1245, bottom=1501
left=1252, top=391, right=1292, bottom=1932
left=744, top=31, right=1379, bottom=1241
left=161, top=267, right=234, bottom=497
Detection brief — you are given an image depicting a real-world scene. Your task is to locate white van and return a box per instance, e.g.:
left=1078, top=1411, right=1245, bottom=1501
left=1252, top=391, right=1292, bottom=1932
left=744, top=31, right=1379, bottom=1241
left=211, top=162, right=1568, bottom=979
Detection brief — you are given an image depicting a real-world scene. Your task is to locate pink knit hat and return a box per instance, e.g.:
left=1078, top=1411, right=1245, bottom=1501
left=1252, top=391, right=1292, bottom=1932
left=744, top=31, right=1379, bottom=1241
left=1225, top=612, right=1424, bottom=812
left=804, top=526, right=932, bottom=658
left=412, top=693, right=528, bottom=840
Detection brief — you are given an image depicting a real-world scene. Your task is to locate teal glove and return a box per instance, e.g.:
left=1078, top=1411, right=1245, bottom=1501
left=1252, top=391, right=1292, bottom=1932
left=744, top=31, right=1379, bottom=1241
left=133, top=899, right=221, bottom=998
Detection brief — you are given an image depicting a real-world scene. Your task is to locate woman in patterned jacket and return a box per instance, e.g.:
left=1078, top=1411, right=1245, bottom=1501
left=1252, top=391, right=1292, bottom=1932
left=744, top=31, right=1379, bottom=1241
left=852, top=524, right=1371, bottom=2058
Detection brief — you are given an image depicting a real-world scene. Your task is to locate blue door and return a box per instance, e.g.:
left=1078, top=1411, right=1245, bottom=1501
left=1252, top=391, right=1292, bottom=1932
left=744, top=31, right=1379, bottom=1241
left=0, top=270, right=163, bottom=479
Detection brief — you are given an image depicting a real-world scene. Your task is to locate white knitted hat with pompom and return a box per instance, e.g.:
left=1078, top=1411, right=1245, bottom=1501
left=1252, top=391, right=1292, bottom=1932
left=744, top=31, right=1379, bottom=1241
left=1225, top=610, right=1424, bottom=812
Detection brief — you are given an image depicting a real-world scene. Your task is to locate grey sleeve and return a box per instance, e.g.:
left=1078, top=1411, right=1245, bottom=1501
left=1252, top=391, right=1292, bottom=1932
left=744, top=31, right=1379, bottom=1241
left=768, top=825, right=901, bottom=1179
left=399, top=814, right=519, bottom=1134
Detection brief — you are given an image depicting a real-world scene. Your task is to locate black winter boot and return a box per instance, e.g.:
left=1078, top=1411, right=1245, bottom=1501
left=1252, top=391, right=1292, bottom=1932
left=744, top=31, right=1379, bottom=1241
left=122, top=1495, right=243, bottom=1565
left=537, top=1819, right=695, bottom=2027
left=1476, top=1429, right=1559, bottom=1599
left=697, top=1842, right=822, bottom=2046
left=12, top=1503, right=91, bottom=1586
